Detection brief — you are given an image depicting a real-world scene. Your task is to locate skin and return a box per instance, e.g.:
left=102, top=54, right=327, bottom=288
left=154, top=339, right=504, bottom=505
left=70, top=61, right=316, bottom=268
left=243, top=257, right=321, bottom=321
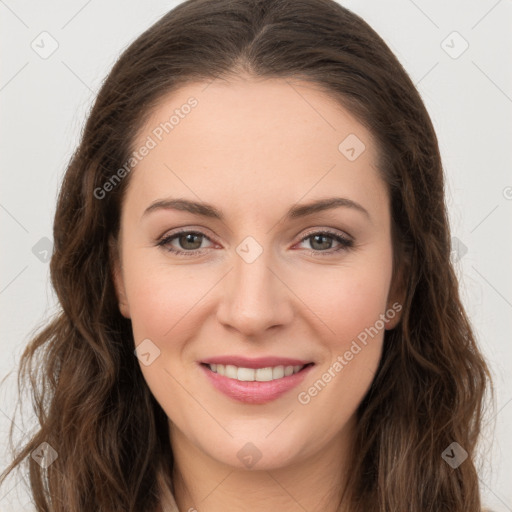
left=112, top=75, right=405, bottom=512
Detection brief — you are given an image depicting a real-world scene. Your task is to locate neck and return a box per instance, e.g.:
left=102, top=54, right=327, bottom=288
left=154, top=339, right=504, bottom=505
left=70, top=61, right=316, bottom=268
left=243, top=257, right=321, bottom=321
left=169, top=417, right=355, bottom=512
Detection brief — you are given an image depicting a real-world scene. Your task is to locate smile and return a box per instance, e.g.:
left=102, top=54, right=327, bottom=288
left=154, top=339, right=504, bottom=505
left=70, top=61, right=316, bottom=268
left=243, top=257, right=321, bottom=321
left=199, top=362, right=315, bottom=404
left=203, top=363, right=311, bottom=382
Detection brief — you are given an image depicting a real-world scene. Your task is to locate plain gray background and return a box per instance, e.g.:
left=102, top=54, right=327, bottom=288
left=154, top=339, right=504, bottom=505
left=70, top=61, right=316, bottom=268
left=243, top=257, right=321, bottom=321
left=1, top=1, right=511, bottom=510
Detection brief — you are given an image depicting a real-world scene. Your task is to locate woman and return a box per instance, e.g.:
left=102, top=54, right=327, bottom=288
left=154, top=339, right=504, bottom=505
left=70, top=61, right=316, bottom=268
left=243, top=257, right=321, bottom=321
left=0, top=0, right=493, bottom=510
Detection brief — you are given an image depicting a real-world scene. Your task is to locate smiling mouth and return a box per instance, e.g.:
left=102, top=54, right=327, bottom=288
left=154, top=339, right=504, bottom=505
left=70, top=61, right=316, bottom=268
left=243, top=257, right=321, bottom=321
left=201, top=362, right=315, bottom=382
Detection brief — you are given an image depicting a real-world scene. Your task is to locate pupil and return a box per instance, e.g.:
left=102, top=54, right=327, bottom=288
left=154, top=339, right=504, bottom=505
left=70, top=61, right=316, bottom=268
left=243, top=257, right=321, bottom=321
left=181, top=233, right=201, bottom=249
left=312, top=234, right=330, bottom=250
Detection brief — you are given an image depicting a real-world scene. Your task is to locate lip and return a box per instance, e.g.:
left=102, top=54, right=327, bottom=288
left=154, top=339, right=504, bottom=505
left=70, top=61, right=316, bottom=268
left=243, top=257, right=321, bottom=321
left=199, top=362, right=315, bottom=405
left=200, top=355, right=313, bottom=369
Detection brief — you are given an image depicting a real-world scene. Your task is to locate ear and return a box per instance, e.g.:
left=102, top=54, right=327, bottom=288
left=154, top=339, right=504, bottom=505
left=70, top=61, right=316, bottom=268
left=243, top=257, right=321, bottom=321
left=109, top=235, right=131, bottom=319
left=384, top=251, right=410, bottom=330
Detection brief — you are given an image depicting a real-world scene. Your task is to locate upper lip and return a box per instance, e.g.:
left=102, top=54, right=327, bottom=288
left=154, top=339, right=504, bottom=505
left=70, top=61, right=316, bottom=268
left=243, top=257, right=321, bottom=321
left=200, top=355, right=314, bottom=369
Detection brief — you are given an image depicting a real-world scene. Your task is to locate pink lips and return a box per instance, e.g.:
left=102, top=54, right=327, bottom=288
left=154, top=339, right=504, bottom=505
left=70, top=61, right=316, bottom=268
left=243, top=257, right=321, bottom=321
left=199, top=358, right=315, bottom=405
left=201, top=355, right=312, bottom=369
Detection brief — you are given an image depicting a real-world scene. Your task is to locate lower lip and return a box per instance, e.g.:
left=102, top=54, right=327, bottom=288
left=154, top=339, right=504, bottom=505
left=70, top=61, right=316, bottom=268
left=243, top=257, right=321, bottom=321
left=199, top=363, right=315, bottom=404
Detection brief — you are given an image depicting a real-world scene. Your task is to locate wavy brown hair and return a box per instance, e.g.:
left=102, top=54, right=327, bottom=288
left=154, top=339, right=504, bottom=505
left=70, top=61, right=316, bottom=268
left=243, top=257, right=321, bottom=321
left=0, top=0, right=493, bottom=510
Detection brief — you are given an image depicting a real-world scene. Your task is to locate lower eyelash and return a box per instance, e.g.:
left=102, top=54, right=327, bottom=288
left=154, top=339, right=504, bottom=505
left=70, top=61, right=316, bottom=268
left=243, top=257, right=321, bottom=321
left=156, top=231, right=353, bottom=256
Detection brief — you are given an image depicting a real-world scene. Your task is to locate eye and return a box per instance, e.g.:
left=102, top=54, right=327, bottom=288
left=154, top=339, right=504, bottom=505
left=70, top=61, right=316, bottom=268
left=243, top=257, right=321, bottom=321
left=295, top=230, right=354, bottom=256
left=156, top=228, right=354, bottom=257
left=156, top=230, right=215, bottom=255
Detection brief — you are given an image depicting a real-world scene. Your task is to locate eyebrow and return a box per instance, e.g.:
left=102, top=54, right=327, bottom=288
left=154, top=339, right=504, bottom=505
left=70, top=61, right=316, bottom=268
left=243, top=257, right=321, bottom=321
left=142, top=196, right=371, bottom=222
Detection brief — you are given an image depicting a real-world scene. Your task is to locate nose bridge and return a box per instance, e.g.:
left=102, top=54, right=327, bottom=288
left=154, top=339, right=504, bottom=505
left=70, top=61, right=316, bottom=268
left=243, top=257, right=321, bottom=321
left=216, top=236, right=292, bottom=335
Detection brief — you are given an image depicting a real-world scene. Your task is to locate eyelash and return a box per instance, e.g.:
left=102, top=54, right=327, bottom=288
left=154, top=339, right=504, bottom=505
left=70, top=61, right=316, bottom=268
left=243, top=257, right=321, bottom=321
left=156, top=228, right=354, bottom=257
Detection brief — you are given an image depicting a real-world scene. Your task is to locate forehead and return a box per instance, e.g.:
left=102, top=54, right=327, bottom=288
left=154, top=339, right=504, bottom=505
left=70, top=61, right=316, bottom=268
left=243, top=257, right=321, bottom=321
left=126, top=77, right=387, bottom=222
left=134, top=76, right=377, bottom=157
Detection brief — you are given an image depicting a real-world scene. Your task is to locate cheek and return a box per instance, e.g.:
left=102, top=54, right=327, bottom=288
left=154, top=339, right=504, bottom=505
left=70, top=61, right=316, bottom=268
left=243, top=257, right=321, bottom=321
left=295, top=270, right=389, bottom=416
left=125, top=262, right=391, bottom=342
left=298, top=264, right=391, bottom=345
left=122, top=257, right=202, bottom=342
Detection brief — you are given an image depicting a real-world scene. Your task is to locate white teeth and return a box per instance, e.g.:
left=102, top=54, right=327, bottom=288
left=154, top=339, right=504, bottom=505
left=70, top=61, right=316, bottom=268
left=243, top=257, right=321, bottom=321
left=225, top=365, right=238, bottom=379
left=237, top=367, right=255, bottom=381
left=255, top=367, right=273, bottom=381
left=272, top=366, right=284, bottom=379
left=207, top=363, right=306, bottom=381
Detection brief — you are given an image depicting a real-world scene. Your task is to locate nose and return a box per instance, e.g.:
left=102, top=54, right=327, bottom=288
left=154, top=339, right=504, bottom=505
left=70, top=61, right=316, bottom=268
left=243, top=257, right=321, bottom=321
left=216, top=246, right=294, bottom=337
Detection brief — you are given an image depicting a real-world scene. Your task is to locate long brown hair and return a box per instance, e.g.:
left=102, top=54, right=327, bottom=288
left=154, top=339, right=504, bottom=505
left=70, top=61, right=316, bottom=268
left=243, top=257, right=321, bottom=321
left=0, top=0, right=493, bottom=510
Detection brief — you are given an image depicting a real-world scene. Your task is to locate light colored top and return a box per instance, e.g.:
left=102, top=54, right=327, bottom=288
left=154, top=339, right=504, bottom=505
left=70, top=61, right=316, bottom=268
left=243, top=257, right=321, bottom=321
left=161, top=493, right=179, bottom=512
left=155, top=469, right=497, bottom=512
left=156, top=470, right=180, bottom=512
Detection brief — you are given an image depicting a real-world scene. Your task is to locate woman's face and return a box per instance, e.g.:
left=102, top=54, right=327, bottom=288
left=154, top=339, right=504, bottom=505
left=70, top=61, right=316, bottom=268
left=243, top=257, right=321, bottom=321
left=112, top=76, right=403, bottom=470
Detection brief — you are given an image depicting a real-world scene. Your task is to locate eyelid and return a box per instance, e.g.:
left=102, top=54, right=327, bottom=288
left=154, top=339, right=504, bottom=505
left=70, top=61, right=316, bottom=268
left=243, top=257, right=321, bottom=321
left=156, top=227, right=218, bottom=249
left=156, top=225, right=354, bottom=255
left=157, top=225, right=352, bottom=243
left=292, top=228, right=354, bottom=256
left=157, top=225, right=217, bottom=242
left=298, top=226, right=353, bottom=243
